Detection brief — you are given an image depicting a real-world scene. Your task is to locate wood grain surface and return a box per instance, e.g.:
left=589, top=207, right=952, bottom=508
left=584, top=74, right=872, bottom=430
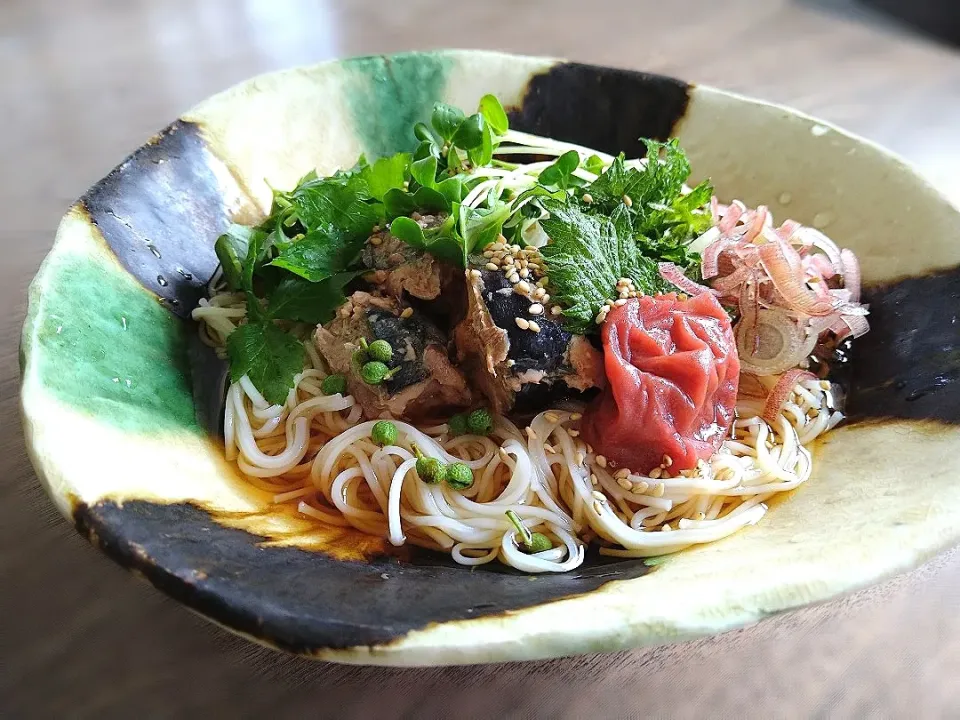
left=3, top=1, right=960, bottom=717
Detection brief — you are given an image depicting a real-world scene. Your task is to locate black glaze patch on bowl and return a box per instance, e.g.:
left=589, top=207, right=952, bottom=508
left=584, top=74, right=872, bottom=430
left=80, top=120, right=239, bottom=318
left=188, top=333, right=230, bottom=436
left=846, top=266, right=960, bottom=424
left=74, top=500, right=650, bottom=651
left=508, top=63, right=691, bottom=159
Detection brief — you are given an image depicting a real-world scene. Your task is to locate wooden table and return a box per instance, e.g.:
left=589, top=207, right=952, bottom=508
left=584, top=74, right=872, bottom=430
left=4, top=1, right=960, bottom=716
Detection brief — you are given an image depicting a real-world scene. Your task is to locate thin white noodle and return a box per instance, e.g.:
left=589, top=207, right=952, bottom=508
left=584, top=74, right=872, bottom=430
left=198, top=262, right=842, bottom=571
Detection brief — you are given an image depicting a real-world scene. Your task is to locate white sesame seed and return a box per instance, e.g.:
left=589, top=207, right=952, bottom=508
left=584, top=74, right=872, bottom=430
left=614, top=468, right=631, bottom=480
left=519, top=268, right=530, bottom=279
left=614, top=299, right=627, bottom=306
left=605, top=299, right=615, bottom=307
left=568, top=429, right=579, bottom=437
left=537, top=277, right=550, bottom=288
left=506, top=359, right=516, bottom=367
left=528, top=321, right=541, bottom=333
left=586, top=443, right=594, bottom=453
left=541, top=294, right=551, bottom=303
left=544, top=412, right=560, bottom=423
left=590, top=474, right=599, bottom=485
left=593, top=500, right=604, bottom=514
left=533, top=287, right=546, bottom=299
left=498, top=447, right=510, bottom=461
left=483, top=250, right=494, bottom=258
left=596, top=455, right=607, bottom=468
left=369, top=235, right=383, bottom=246
left=582, top=193, right=593, bottom=204
left=510, top=245, right=521, bottom=253
left=400, top=307, right=413, bottom=319
left=469, top=268, right=482, bottom=279
left=653, top=483, right=665, bottom=498
left=575, top=452, right=585, bottom=465
left=662, top=454, right=673, bottom=467
left=622, top=194, right=633, bottom=207
left=649, top=467, right=662, bottom=479
left=616, top=477, right=632, bottom=490
left=661, top=523, right=672, bottom=532
left=632, top=480, right=649, bottom=493
left=528, top=303, right=544, bottom=316
left=550, top=305, right=563, bottom=316
left=592, top=490, right=605, bottom=501
left=491, top=242, right=505, bottom=251
left=525, top=426, right=537, bottom=441
left=515, top=280, right=532, bottom=295
left=695, top=512, right=706, bottom=521
left=485, top=262, right=499, bottom=271
left=544, top=444, right=556, bottom=454
left=515, top=317, right=530, bottom=330
left=595, top=311, right=607, bottom=324
left=508, top=273, right=520, bottom=284
left=571, top=413, right=582, bottom=421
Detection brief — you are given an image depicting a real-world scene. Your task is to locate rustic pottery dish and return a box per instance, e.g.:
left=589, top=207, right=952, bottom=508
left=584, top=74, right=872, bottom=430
left=20, top=50, right=960, bottom=665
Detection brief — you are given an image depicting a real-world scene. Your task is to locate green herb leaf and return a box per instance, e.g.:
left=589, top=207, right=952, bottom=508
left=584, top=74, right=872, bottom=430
left=383, top=188, right=417, bottom=220
left=478, top=94, right=509, bottom=135
left=226, top=321, right=306, bottom=405
left=364, top=152, right=410, bottom=201
left=538, top=150, right=580, bottom=190
left=461, top=202, right=511, bottom=256
left=431, top=103, right=466, bottom=142
left=436, top=176, right=465, bottom=204
left=585, top=140, right=695, bottom=225
left=410, top=156, right=438, bottom=189
left=539, top=200, right=667, bottom=333
left=451, top=114, right=485, bottom=151
left=414, top=121, right=436, bottom=143
left=412, top=187, right=450, bottom=213
left=389, top=214, right=465, bottom=267
left=268, top=229, right=358, bottom=283
left=266, top=271, right=359, bottom=325
left=583, top=154, right=606, bottom=175
left=468, top=121, right=494, bottom=167
left=414, top=138, right=441, bottom=163
left=290, top=173, right=378, bottom=241
left=240, top=227, right=272, bottom=319
left=214, top=224, right=257, bottom=291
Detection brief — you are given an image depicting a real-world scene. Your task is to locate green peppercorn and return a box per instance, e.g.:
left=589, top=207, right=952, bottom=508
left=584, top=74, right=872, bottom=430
left=444, top=462, right=474, bottom=490
left=320, top=374, right=347, bottom=396
left=505, top=510, right=554, bottom=554
left=416, top=456, right=445, bottom=484
left=367, top=339, right=393, bottom=363
left=371, top=420, right=398, bottom=447
left=361, top=361, right=399, bottom=385
left=526, top=533, right=553, bottom=554
left=447, top=413, right=469, bottom=437
left=466, top=408, right=493, bottom=436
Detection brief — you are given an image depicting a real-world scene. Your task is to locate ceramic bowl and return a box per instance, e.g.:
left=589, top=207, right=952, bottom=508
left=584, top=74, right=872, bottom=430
left=20, top=50, right=960, bottom=666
